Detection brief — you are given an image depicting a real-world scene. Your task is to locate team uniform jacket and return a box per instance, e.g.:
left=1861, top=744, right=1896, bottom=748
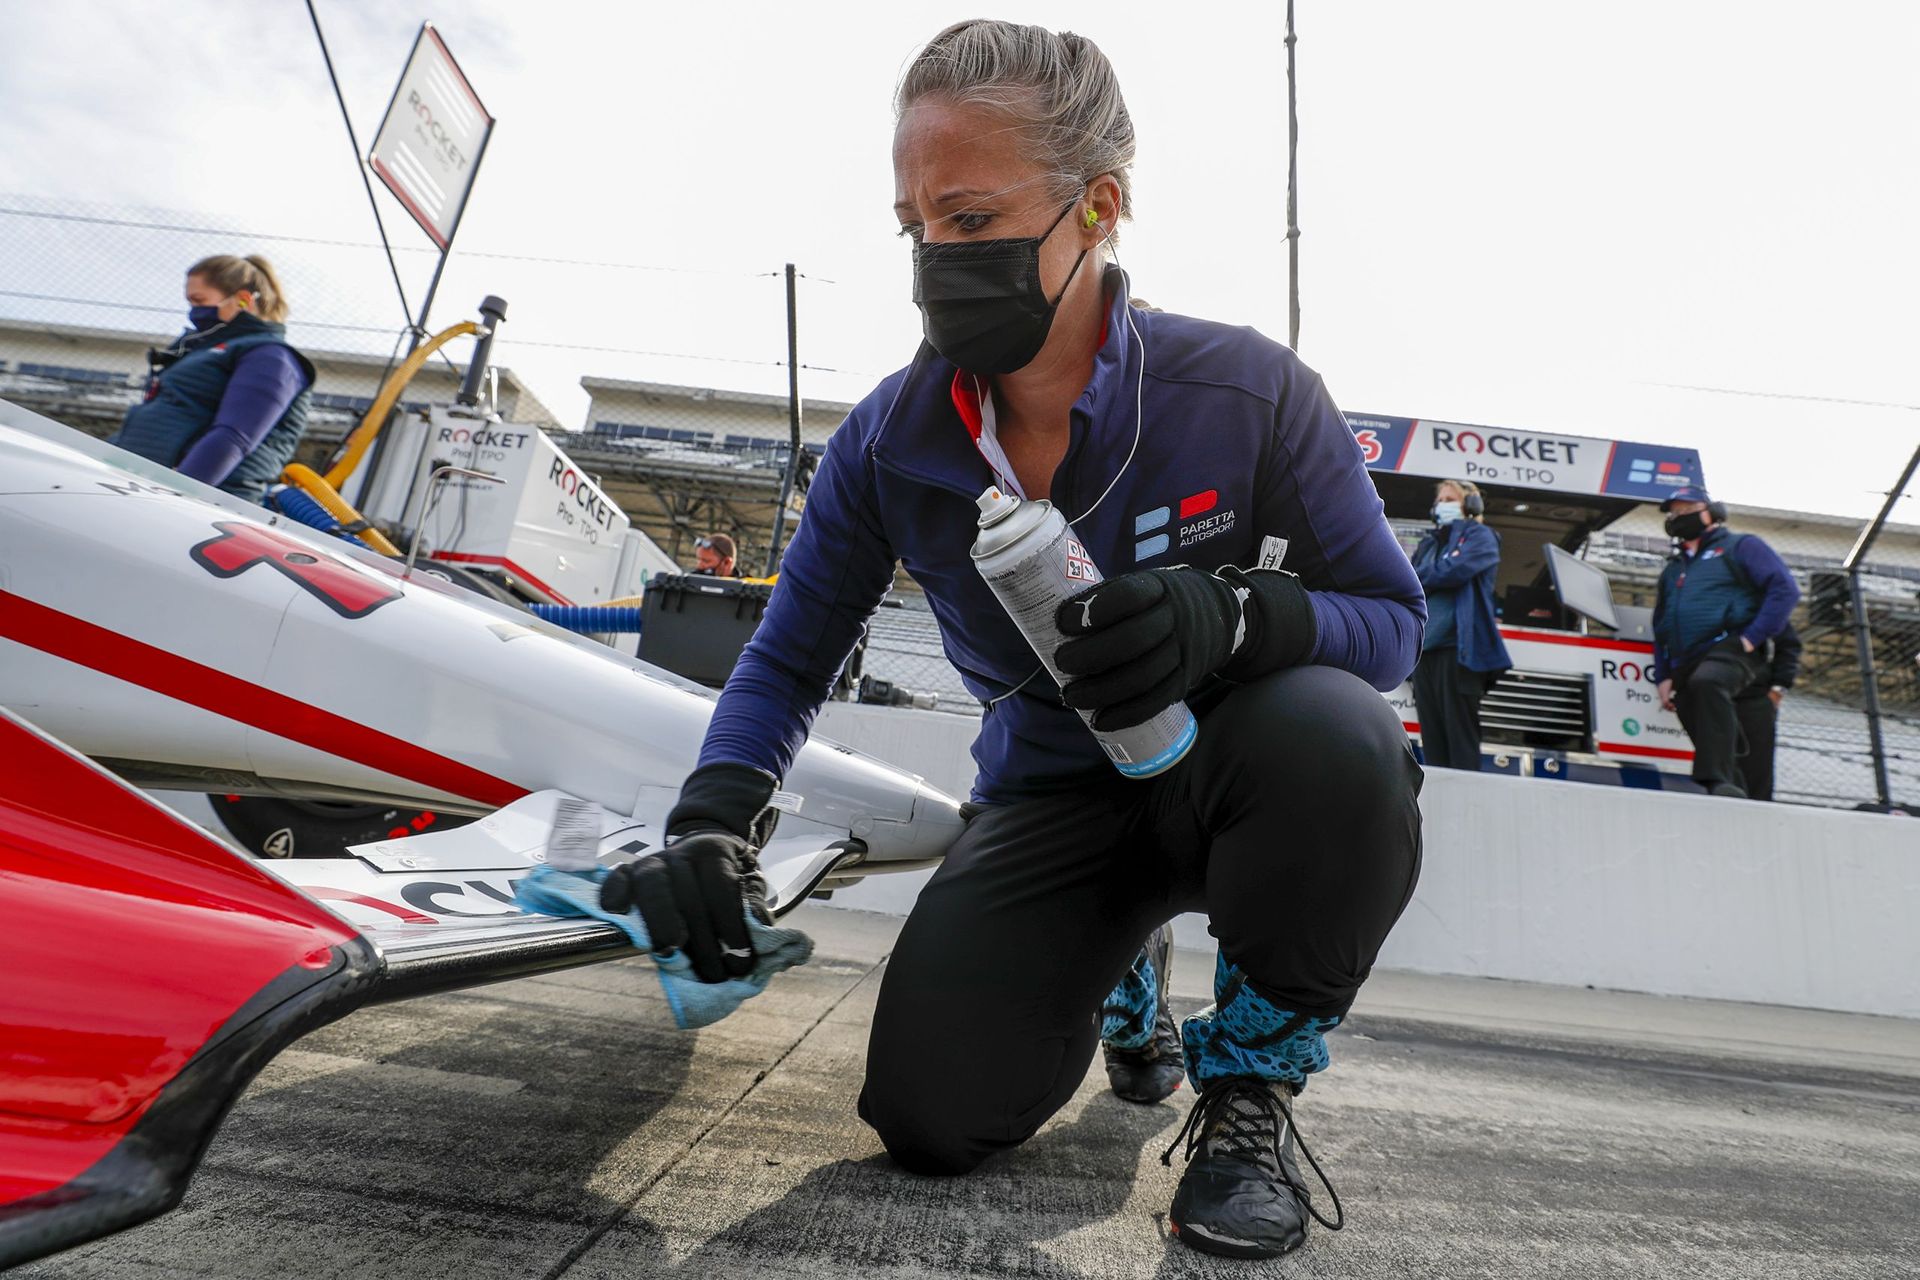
left=1650, top=525, right=1799, bottom=682
left=113, top=315, right=314, bottom=500
left=700, top=273, right=1427, bottom=803
left=1411, top=519, right=1512, bottom=674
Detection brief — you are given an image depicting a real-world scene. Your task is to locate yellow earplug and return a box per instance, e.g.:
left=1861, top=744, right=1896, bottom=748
left=1085, top=208, right=1099, bottom=228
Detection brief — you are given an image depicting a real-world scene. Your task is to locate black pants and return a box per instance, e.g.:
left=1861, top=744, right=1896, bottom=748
left=1410, top=646, right=1489, bottom=771
left=1734, top=689, right=1779, bottom=801
left=857, top=666, right=1424, bottom=1175
left=1672, top=639, right=1767, bottom=792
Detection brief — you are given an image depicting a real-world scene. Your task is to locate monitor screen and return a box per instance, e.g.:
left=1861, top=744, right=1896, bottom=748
left=1544, top=543, right=1619, bottom=630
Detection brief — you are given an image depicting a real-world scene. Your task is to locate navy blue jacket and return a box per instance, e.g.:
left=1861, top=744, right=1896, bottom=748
left=1412, top=520, right=1512, bottom=674
left=114, top=315, right=314, bottom=500
left=698, top=277, right=1426, bottom=803
left=1651, top=526, right=1799, bottom=681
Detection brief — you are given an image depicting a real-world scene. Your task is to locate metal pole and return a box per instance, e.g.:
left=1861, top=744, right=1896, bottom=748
left=403, top=75, right=493, bottom=358
left=407, top=250, right=458, bottom=356
left=1842, top=438, right=1920, bottom=571
left=364, top=249, right=459, bottom=504
left=766, top=263, right=803, bottom=576
left=1848, top=569, right=1892, bottom=809
left=457, top=296, right=508, bottom=407
left=360, top=251, right=446, bottom=499
left=1285, top=0, right=1301, bottom=352
left=370, top=116, right=493, bottom=496
left=1841, top=437, right=1917, bottom=811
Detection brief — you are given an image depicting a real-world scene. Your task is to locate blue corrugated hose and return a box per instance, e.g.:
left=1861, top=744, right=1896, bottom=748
left=264, top=484, right=360, bottom=543
left=529, top=604, right=644, bottom=635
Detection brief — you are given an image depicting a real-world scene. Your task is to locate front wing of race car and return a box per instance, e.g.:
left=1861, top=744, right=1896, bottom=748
left=0, top=709, right=869, bottom=1269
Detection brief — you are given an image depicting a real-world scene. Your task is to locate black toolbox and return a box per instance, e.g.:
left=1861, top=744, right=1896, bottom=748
left=638, top=573, right=774, bottom=687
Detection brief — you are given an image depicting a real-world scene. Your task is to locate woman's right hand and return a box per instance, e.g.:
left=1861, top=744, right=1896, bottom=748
left=1657, top=679, right=1675, bottom=712
left=600, top=760, right=778, bottom=983
left=601, top=830, right=767, bottom=983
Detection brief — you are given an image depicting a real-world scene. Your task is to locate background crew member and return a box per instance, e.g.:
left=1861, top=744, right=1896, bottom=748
left=1652, top=486, right=1800, bottom=797
left=597, top=20, right=1425, bottom=1261
left=1409, top=479, right=1511, bottom=770
left=691, top=533, right=738, bottom=577
left=112, top=255, right=314, bottom=502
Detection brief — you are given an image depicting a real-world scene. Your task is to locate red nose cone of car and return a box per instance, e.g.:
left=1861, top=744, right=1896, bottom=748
left=0, top=708, right=379, bottom=1268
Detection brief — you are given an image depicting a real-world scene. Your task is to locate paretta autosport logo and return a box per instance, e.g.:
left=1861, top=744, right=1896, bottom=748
left=1134, top=489, right=1234, bottom=561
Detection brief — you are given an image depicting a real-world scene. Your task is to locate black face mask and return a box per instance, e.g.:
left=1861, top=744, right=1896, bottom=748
left=911, top=201, right=1090, bottom=374
left=1664, top=509, right=1709, bottom=541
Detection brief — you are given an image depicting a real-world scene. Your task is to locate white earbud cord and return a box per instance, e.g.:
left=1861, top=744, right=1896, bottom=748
left=1068, top=242, right=1147, bottom=525
left=982, top=230, right=1149, bottom=711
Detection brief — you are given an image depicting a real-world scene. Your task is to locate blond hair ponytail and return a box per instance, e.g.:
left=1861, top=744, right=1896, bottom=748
left=187, top=253, right=291, bottom=323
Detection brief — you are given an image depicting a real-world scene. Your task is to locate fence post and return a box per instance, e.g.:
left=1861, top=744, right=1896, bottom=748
left=767, top=262, right=802, bottom=577
left=1841, top=437, right=1919, bottom=811
left=1848, top=568, right=1892, bottom=809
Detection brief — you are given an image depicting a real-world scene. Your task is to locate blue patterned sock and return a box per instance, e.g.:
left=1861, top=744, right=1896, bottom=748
left=1100, top=944, right=1159, bottom=1050
left=1181, top=953, right=1342, bottom=1090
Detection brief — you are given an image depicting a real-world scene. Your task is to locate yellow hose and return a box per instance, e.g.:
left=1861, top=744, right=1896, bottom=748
left=321, top=320, right=480, bottom=490
left=282, top=464, right=402, bottom=556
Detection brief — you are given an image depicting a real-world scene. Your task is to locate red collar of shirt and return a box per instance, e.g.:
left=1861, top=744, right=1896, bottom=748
left=947, top=308, right=1112, bottom=445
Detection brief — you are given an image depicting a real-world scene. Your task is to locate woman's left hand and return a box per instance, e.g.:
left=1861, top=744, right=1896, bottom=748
left=1054, top=567, right=1245, bottom=731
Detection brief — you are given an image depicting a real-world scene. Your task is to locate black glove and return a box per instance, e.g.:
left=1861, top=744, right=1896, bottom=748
left=1055, top=565, right=1317, bottom=731
left=600, top=761, right=776, bottom=983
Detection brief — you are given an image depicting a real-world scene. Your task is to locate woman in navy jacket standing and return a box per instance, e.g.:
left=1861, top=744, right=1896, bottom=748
left=601, top=21, right=1425, bottom=1260
left=113, top=254, right=314, bottom=502
left=1410, top=479, right=1512, bottom=770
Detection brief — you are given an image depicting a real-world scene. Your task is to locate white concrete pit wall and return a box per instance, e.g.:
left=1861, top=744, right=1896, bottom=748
left=813, top=705, right=1920, bottom=1020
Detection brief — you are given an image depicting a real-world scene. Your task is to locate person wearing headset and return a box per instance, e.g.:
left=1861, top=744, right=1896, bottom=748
left=598, top=21, right=1425, bottom=1260
left=1409, top=479, right=1512, bottom=770
left=112, top=254, right=315, bottom=502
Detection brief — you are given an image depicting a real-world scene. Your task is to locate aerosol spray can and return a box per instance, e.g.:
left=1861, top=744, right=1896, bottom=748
left=970, top=486, right=1198, bottom=778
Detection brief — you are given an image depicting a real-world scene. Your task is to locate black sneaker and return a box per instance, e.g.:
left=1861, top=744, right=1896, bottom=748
left=1163, top=1077, right=1343, bottom=1259
left=1101, top=926, right=1185, bottom=1104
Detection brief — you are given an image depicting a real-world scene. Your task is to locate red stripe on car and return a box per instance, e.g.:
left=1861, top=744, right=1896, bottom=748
left=0, top=590, right=525, bottom=807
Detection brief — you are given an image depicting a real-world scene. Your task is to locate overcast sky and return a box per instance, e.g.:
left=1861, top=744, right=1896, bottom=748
left=0, top=0, right=1914, bottom=520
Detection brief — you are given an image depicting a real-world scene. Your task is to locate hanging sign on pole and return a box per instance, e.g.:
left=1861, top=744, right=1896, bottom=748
left=368, top=23, right=493, bottom=251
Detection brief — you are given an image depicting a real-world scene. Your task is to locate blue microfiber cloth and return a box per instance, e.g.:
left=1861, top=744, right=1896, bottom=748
left=514, top=864, right=813, bottom=1029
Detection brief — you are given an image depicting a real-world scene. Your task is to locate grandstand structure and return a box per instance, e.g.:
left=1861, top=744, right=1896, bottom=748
left=575, top=377, right=852, bottom=571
